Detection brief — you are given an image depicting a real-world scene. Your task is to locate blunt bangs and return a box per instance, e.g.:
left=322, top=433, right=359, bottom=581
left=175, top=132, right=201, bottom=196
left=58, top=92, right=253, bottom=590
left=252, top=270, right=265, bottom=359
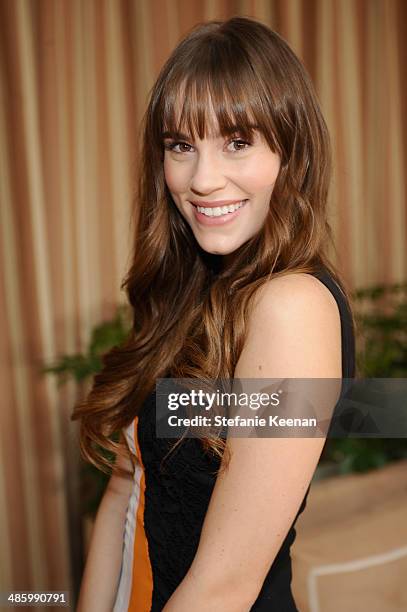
left=157, top=36, right=280, bottom=152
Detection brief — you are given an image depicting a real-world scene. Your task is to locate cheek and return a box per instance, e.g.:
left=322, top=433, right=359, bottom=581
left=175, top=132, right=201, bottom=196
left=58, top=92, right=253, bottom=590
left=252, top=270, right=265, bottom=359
left=163, top=159, right=191, bottom=221
left=164, top=158, right=189, bottom=195
left=237, top=155, right=280, bottom=193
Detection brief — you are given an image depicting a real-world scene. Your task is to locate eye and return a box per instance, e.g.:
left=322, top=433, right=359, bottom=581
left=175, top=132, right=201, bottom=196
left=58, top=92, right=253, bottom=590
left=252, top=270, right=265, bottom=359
left=227, top=138, right=251, bottom=152
left=164, top=141, right=194, bottom=154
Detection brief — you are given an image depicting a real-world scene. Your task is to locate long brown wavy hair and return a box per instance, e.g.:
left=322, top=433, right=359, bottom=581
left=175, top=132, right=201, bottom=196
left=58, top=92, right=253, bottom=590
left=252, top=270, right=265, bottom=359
left=72, top=16, right=355, bottom=476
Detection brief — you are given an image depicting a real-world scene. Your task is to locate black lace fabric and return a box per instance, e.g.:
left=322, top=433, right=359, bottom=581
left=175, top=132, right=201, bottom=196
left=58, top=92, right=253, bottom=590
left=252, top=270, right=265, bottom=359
left=137, top=391, right=302, bottom=611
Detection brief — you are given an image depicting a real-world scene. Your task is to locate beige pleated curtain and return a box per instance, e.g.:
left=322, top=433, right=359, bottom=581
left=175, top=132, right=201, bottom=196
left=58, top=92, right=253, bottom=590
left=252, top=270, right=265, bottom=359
left=0, top=0, right=406, bottom=604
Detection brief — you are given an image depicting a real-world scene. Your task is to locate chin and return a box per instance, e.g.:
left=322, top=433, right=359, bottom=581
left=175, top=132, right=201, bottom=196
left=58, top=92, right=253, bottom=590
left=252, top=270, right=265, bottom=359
left=196, top=236, right=243, bottom=256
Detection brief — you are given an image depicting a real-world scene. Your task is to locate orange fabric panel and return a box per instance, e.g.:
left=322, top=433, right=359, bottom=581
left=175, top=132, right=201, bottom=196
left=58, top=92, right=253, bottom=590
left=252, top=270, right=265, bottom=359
left=128, top=417, right=153, bottom=611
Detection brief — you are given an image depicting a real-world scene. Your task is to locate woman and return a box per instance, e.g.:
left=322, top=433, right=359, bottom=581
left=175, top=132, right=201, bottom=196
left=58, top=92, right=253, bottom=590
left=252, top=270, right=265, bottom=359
left=73, top=16, right=355, bottom=612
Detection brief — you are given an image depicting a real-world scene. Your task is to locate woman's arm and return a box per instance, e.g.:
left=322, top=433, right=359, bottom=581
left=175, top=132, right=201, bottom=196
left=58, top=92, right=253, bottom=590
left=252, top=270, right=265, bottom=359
left=76, top=437, right=135, bottom=612
left=162, top=273, right=342, bottom=611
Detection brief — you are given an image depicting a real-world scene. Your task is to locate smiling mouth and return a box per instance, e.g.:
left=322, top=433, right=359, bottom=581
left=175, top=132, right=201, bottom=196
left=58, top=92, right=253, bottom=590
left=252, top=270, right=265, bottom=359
left=192, top=200, right=248, bottom=217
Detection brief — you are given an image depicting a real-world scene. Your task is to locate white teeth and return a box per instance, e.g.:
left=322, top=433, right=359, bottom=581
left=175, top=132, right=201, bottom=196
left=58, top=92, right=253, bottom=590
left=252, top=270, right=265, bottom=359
left=196, top=200, right=247, bottom=217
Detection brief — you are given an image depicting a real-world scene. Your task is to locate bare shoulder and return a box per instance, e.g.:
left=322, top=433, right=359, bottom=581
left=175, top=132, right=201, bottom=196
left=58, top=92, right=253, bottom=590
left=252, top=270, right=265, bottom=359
left=235, top=272, right=342, bottom=378
left=253, top=272, right=339, bottom=319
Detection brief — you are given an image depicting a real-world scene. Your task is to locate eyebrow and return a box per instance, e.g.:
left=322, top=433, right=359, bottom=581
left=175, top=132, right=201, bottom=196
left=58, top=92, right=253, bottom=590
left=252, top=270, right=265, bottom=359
left=162, top=124, right=259, bottom=141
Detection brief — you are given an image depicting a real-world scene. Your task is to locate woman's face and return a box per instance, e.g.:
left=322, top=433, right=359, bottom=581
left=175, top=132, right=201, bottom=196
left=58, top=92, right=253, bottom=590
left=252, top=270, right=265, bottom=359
left=163, top=121, right=281, bottom=256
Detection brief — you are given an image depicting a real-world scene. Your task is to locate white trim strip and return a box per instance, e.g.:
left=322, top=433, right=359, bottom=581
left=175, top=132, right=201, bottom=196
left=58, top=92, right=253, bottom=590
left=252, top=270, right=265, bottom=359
left=307, top=545, right=407, bottom=612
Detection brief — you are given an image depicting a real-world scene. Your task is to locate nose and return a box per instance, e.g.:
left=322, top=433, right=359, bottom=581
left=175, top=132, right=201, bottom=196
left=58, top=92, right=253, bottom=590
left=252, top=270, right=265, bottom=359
left=189, top=150, right=227, bottom=195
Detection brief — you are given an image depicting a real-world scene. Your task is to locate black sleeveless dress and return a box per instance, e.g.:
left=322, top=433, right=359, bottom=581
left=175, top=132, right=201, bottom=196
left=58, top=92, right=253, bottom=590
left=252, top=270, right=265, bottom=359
left=119, top=267, right=355, bottom=611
